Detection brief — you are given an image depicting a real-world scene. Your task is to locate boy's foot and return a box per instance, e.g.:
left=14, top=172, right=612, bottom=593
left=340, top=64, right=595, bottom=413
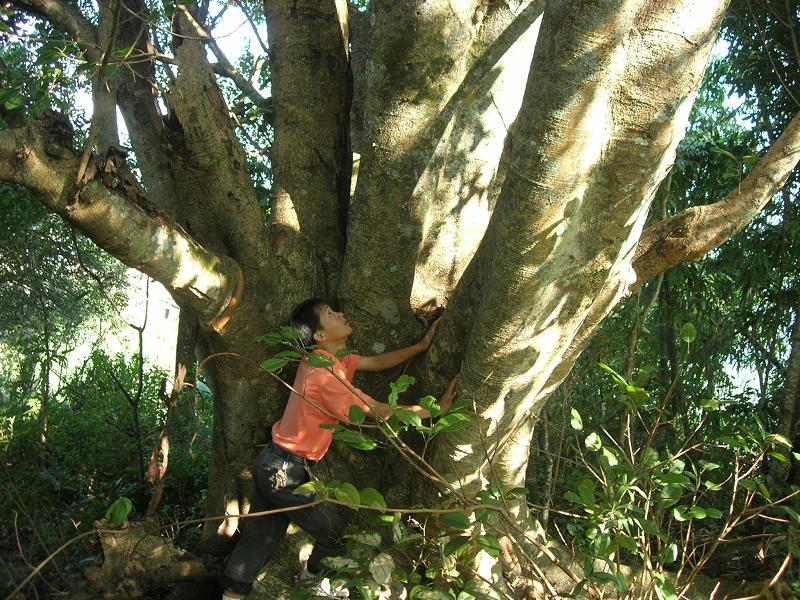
left=294, top=569, right=349, bottom=598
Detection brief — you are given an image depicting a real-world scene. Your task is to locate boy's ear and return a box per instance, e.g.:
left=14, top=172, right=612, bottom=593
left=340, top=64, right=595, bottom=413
left=313, top=330, right=325, bottom=343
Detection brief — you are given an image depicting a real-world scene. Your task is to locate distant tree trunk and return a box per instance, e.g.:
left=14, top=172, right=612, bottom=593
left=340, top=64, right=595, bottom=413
left=774, top=305, right=800, bottom=484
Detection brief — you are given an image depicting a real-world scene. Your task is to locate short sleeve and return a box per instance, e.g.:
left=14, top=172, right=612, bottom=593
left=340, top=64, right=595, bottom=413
left=341, top=354, right=361, bottom=382
left=317, top=370, right=372, bottom=423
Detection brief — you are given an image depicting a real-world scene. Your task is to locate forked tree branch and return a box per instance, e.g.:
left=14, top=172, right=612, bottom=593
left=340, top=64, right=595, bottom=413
left=0, top=113, right=244, bottom=328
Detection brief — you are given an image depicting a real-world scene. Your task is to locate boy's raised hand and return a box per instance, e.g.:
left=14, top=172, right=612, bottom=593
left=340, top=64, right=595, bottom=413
left=417, top=316, right=443, bottom=351
left=440, top=375, right=459, bottom=414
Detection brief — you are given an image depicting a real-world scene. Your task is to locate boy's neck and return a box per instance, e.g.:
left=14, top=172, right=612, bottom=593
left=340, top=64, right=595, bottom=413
left=319, top=340, right=347, bottom=356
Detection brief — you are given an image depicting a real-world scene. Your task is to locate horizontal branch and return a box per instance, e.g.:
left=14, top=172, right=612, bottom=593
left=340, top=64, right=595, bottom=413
left=633, top=110, right=800, bottom=286
left=0, top=113, right=243, bottom=327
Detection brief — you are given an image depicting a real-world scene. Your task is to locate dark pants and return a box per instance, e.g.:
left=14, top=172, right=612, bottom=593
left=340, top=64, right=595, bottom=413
left=220, top=444, right=345, bottom=595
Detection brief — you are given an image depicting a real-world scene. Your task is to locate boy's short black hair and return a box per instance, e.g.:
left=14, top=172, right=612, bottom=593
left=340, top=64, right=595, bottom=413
left=291, top=298, right=325, bottom=347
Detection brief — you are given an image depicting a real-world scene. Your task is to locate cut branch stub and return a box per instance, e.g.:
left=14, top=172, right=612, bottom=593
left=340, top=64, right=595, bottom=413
left=0, top=117, right=243, bottom=326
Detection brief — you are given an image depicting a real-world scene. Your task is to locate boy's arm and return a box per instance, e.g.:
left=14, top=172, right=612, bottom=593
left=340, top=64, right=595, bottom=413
left=361, top=375, right=459, bottom=422
left=358, top=318, right=441, bottom=372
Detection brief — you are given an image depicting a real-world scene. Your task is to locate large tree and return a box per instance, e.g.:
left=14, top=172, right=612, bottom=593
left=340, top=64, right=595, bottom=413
left=2, top=0, right=799, bottom=582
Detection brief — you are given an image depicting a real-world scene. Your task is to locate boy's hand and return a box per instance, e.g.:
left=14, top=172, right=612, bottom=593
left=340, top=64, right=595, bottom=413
left=417, top=316, right=442, bottom=351
left=439, top=375, right=459, bottom=414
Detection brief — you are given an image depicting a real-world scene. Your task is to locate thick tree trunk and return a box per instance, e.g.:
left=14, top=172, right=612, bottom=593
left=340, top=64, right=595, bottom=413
left=7, top=1, right=800, bottom=587
left=422, top=0, right=730, bottom=498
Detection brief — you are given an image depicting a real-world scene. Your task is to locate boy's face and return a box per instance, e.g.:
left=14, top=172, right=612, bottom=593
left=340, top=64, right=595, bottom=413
left=313, top=304, right=352, bottom=344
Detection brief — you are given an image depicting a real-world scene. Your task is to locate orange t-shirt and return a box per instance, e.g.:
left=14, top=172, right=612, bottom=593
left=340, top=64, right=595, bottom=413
left=271, top=349, right=374, bottom=461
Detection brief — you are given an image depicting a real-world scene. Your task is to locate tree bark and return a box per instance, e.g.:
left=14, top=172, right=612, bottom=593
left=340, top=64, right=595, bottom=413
left=426, top=0, right=730, bottom=495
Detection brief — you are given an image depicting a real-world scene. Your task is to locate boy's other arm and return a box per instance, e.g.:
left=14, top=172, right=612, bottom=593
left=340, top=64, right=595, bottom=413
left=358, top=318, right=441, bottom=372
left=361, top=375, right=459, bottom=422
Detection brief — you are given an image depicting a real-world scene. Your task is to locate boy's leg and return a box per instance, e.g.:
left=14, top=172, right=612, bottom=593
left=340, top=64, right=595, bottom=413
left=219, top=490, right=290, bottom=595
left=262, top=469, right=346, bottom=574
left=220, top=448, right=297, bottom=595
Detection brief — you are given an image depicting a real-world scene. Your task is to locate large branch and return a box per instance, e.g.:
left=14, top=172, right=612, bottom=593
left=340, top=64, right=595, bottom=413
left=537, top=111, right=800, bottom=406
left=633, top=110, right=800, bottom=286
left=0, top=114, right=243, bottom=327
left=11, top=0, right=99, bottom=59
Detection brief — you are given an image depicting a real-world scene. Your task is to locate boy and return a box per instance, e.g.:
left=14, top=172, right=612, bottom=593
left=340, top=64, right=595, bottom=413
left=221, top=299, right=458, bottom=598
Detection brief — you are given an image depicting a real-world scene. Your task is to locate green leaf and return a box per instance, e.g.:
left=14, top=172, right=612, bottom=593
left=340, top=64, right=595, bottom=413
left=765, top=433, right=792, bottom=448
left=577, top=479, right=596, bottom=507
left=444, top=536, right=471, bottom=556
left=781, top=506, right=800, bottom=523
left=359, top=487, right=387, bottom=510
left=409, top=586, right=453, bottom=600
left=275, top=350, right=303, bottom=359
left=659, top=484, right=683, bottom=507
left=477, top=534, right=500, bottom=558
left=345, top=531, right=382, bottom=547
left=643, top=448, right=659, bottom=467
left=672, top=506, right=689, bottom=522
left=419, top=395, right=441, bottom=418
left=658, top=542, right=678, bottom=565
left=598, top=362, right=628, bottom=387
left=704, top=507, right=723, bottom=519
left=703, top=480, right=723, bottom=491
left=260, top=357, right=288, bottom=372
left=369, top=552, right=395, bottom=585
left=321, top=556, right=360, bottom=571
left=307, top=353, right=335, bottom=368
left=333, top=482, right=361, bottom=506
left=653, top=573, right=678, bottom=600
left=293, top=481, right=324, bottom=496
left=474, top=508, right=492, bottom=523
left=680, top=323, right=697, bottom=343
left=395, top=374, right=416, bottom=391
left=279, top=326, right=303, bottom=341
left=601, top=447, right=619, bottom=467
left=625, top=385, right=650, bottom=405
left=769, top=451, right=789, bottom=463
left=506, top=487, right=527, bottom=499
left=439, top=512, right=471, bottom=530
left=333, top=428, right=377, bottom=450
left=688, top=506, right=707, bottom=519
left=348, top=404, right=366, bottom=425
left=570, top=408, right=583, bottom=430
left=432, top=413, right=472, bottom=435
left=658, top=473, right=691, bottom=486
left=3, top=91, right=23, bottom=111
left=584, top=431, right=602, bottom=451
left=395, top=409, right=423, bottom=428
left=698, top=460, right=720, bottom=471
left=616, top=534, right=637, bottom=553
left=105, top=497, right=133, bottom=525
left=255, top=332, right=283, bottom=344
